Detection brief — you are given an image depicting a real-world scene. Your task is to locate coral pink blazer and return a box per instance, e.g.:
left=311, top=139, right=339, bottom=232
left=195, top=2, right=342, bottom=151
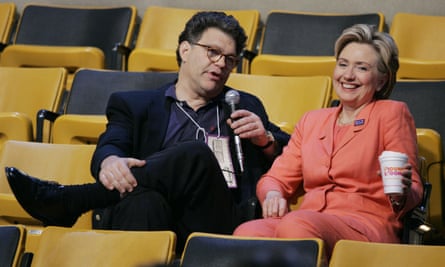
left=258, top=100, right=423, bottom=242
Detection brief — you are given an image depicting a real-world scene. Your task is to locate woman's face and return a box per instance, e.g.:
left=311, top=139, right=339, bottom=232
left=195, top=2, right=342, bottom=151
left=333, top=42, right=387, bottom=109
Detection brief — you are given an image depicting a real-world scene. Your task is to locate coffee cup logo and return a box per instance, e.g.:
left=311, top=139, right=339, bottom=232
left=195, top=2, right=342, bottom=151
left=383, top=166, right=404, bottom=176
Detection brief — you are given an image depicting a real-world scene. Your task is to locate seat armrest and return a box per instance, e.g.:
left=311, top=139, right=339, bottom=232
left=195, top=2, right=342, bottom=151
left=0, top=42, right=7, bottom=52
left=112, top=43, right=132, bottom=71
left=35, top=109, right=61, bottom=142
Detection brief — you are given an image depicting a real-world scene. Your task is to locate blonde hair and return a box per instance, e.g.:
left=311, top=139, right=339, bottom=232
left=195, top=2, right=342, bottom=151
left=334, top=24, right=399, bottom=99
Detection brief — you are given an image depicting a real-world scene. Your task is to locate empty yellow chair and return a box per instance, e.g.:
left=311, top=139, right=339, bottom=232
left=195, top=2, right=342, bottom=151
left=30, top=227, right=176, bottom=267
left=390, top=13, right=445, bottom=79
left=329, top=239, right=445, bottom=267
left=415, top=128, right=444, bottom=241
left=226, top=73, right=332, bottom=134
left=128, top=6, right=260, bottom=73
left=0, top=67, right=66, bottom=148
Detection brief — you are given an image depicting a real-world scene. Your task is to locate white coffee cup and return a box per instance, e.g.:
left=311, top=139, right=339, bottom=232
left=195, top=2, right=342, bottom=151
left=378, top=150, right=408, bottom=195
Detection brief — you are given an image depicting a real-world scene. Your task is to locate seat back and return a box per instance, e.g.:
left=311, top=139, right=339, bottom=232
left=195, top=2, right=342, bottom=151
left=181, top=232, right=326, bottom=267
left=250, top=11, right=384, bottom=78
left=0, top=66, right=66, bottom=144
left=390, top=13, right=445, bottom=61
left=226, top=73, right=332, bottom=134
left=0, top=4, right=136, bottom=77
left=66, top=69, right=178, bottom=115
left=391, top=80, right=445, bottom=154
left=329, top=239, right=445, bottom=267
left=49, top=69, right=178, bottom=144
left=415, top=128, right=444, bottom=241
left=9, top=4, right=136, bottom=70
left=128, top=6, right=260, bottom=73
left=0, top=2, right=15, bottom=45
left=0, top=225, right=26, bottom=267
left=259, top=11, right=384, bottom=56
left=390, top=13, right=445, bottom=79
left=31, top=227, right=176, bottom=267
left=0, top=140, right=96, bottom=228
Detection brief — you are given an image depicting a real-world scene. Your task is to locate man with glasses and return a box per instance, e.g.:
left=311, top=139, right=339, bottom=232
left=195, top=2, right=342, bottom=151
left=6, top=11, right=289, bottom=252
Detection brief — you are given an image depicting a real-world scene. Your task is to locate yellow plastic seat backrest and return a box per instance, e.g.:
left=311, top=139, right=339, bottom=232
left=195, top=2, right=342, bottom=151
left=0, top=67, right=66, bottom=146
left=226, top=73, right=332, bottom=134
left=31, top=227, right=176, bottom=267
left=0, top=2, right=15, bottom=44
left=0, top=140, right=95, bottom=228
left=416, top=128, right=444, bottom=239
left=329, top=239, right=445, bottom=267
left=128, top=6, right=259, bottom=72
left=390, top=13, right=445, bottom=79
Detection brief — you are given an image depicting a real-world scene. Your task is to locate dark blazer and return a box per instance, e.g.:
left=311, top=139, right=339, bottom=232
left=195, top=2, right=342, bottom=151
left=91, top=82, right=290, bottom=207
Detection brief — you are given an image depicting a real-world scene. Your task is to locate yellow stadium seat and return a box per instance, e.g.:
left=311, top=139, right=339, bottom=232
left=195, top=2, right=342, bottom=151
left=329, top=239, right=445, bottom=267
left=0, top=3, right=15, bottom=49
left=415, top=128, right=444, bottom=241
left=250, top=11, right=384, bottom=77
left=390, top=13, right=445, bottom=80
left=181, top=232, right=326, bottom=267
left=0, top=140, right=96, bottom=229
left=30, top=227, right=176, bottom=267
left=128, top=6, right=260, bottom=73
left=0, top=67, right=66, bottom=148
left=226, top=73, right=332, bottom=134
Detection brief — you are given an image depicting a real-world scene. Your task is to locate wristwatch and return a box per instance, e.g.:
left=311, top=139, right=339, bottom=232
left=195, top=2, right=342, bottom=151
left=257, top=130, right=275, bottom=149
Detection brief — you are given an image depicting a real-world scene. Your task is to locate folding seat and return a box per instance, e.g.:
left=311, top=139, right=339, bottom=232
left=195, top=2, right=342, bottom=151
left=410, top=128, right=443, bottom=243
left=29, top=227, right=176, bottom=267
left=226, top=73, right=332, bottom=134
left=127, top=6, right=260, bottom=73
left=0, top=225, right=26, bottom=267
left=0, top=4, right=137, bottom=88
left=390, top=13, right=445, bottom=79
left=0, top=140, right=96, bottom=229
left=0, top=66, right=66, bottom=148
left=0, top=2, right=16, bottom=53
left=180, top=232, right=326, bottom=267
left=249, top=11, right=384, bottom=77
left=329, top=239, right=445, bottom=267
left=35, top=68, right=178, bottom=144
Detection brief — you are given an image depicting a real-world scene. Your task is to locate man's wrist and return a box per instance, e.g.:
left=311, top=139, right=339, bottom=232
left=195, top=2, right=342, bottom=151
left=256, top=131, right=275, bottom=149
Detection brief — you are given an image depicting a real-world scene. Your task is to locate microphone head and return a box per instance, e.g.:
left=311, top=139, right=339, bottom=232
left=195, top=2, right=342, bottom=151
left=225, top=90, right=240, bottom=105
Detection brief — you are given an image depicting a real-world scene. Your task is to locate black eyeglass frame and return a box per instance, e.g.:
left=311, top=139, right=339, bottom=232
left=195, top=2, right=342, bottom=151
left=191, top=42, right=240, bottom=69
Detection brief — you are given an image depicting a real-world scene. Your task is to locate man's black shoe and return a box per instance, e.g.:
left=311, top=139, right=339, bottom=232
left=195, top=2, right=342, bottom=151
left=5, top=167, right=79, bottom=227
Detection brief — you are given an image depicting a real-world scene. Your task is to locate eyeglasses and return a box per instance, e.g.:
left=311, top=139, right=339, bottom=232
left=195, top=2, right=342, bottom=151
left=192, top=42, right=239, bottom=68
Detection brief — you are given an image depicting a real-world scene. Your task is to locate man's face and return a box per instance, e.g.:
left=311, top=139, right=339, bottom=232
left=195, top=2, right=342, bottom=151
left=179, top=27, right=238, bottom=99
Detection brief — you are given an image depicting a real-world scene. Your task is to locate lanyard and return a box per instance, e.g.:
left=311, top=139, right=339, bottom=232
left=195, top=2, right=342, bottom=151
left=175, top=101, right=221, bottom=142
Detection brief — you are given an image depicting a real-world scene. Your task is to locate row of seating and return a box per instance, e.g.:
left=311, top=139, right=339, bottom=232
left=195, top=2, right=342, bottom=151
left=2, top=224, right=445, bottom=267
left=0, top=67, right=333, bottom=146
left=0, top=126, right=437, bottom=240
left=0, top=66, right=444, bottom=241
left=1, top=4, right=444, bottom=80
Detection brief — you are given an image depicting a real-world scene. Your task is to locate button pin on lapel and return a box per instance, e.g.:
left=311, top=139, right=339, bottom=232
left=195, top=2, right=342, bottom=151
left=354, top=119, right=365, bottom=126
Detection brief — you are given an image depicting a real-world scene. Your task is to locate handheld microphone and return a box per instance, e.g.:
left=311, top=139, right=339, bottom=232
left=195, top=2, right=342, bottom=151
left=225, top=90, right=244, bottom=173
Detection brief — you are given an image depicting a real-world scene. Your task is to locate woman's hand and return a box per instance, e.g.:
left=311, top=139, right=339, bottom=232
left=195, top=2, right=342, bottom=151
left=262, top=190, right=288, bottom=218
left=400, top=163, right=413, bottom=195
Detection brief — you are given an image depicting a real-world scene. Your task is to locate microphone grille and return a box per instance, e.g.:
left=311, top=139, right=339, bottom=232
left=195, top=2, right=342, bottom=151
left=225, top=90, right=240, bottom=105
